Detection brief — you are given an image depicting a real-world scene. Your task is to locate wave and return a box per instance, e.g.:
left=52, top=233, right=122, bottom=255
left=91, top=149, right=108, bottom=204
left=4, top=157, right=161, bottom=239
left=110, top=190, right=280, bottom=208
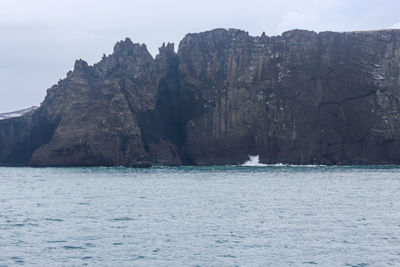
left=241, top=155, right=325, bottom=167
left=241, top=155, right=267, bottom=167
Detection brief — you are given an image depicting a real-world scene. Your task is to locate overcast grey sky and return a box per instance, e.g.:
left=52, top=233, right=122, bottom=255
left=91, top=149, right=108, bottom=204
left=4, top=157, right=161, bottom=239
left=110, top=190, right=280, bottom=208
left=1, top=0, right=399, bottom=112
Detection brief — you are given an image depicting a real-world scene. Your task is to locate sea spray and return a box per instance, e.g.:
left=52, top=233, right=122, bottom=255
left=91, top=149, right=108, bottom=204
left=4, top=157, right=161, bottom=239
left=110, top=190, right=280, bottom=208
left=241, top=155, right=325, bottom=167
left=241, top=155, right=267, bottom=167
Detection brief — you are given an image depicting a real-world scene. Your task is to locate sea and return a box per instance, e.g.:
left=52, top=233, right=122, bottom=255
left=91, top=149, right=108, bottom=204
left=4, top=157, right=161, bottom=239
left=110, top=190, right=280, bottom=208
left=1, top=162, right=400, bottom=266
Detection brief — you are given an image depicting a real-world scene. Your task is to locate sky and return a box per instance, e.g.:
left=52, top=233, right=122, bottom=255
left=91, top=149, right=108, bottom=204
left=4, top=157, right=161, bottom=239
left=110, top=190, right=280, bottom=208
left=1, top=0, right=400, bottom=113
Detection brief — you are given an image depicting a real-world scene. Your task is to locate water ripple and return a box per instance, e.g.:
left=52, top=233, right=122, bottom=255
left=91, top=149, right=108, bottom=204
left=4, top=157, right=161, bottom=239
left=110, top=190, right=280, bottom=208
left=0, top=166, right=400, bottom=266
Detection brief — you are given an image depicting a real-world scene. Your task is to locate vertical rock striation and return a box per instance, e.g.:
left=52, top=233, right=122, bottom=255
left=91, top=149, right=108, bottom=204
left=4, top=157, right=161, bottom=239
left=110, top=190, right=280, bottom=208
left=179, top=29, right=400, bottom=165
left=1, top=28, right=400, bottom=166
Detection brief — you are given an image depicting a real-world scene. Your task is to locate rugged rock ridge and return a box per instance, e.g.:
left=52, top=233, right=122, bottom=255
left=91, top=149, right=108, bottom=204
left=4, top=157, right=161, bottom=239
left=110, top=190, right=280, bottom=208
left=1, top=28, right=400, bottom=166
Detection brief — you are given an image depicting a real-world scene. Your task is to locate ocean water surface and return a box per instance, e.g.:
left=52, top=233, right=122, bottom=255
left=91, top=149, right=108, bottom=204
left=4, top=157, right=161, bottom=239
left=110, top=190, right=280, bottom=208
left=0, top=165, right=400, bottom=266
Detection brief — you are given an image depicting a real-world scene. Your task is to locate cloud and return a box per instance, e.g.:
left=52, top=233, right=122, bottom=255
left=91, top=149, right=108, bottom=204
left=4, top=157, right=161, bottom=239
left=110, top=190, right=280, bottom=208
left=1, top=0, right=400, bottom=112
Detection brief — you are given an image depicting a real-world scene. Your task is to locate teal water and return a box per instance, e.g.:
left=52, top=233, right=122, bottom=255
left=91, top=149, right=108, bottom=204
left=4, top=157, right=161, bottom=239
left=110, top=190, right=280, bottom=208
left=1, top=166, right=400, bottom=266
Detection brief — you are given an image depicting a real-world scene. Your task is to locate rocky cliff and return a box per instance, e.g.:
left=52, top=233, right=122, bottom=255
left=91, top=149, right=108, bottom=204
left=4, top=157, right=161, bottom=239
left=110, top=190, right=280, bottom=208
left=1, top=28, right=400, bottom=167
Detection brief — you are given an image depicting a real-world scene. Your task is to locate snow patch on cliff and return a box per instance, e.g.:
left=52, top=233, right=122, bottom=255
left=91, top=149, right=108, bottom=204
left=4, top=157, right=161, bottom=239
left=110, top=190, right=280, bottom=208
left=390, top=22, right=400, bottom=29
left=0, top=106, right=38, bottom=120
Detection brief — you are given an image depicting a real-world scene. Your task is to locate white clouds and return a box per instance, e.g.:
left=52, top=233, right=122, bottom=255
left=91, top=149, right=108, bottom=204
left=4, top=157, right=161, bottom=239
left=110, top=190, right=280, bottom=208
left=0, top=0, right=400, bottom=112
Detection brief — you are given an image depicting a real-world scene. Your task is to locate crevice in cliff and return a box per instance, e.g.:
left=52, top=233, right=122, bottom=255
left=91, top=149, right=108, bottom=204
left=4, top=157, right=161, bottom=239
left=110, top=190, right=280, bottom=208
left=317, top=89, right=381, bottom=115
left=118, top=79, right=152, bottom=155
left=137, top=54, right=204, bottom=165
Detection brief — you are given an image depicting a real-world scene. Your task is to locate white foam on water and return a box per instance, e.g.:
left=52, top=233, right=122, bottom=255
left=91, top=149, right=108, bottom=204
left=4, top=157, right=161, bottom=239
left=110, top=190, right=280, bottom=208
left=241, top=155, right=267, bottom=167
left=241, top=155, right=326, bottom=167
left=292, top=164, right=325, bottom=167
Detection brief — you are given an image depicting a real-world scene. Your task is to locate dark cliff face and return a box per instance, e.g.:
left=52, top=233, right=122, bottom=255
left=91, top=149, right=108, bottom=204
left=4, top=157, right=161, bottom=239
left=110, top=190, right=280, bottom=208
left=0, top=107, right=58, bottom=166
left=1, top=29, right=400, bottom=166
left=30, top=39, right=182, bottom=167
left=179, top=29, right=400, bottom=165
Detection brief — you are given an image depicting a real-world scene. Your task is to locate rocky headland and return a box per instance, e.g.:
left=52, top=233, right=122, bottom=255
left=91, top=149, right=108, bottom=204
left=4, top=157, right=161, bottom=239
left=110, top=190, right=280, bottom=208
left=1, top=28, right=400, bottom=167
